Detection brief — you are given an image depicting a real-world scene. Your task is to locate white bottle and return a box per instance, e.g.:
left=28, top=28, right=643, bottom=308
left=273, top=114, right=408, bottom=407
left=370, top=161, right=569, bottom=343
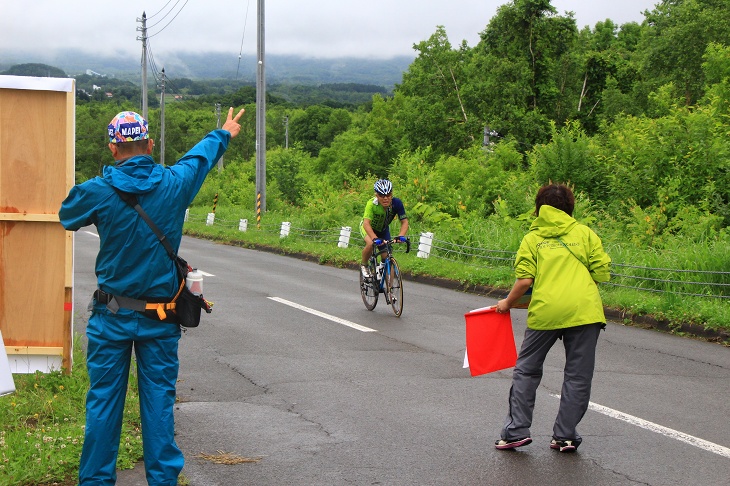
left=375, top=262, right=384, bottom=281
left=186, top=268, right=204, bottom=295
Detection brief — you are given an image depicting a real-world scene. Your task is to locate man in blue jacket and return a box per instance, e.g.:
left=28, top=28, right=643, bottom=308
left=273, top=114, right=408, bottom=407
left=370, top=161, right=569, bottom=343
left=60, top=107, right=244, bottom=485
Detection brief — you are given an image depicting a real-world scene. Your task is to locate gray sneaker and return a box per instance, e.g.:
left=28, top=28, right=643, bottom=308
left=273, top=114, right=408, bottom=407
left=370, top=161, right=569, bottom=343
left=360, top=265, right=371, bottom=279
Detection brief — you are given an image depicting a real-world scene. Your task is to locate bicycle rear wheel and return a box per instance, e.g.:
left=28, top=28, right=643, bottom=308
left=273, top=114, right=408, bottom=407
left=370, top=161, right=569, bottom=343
left=386, top=257, right=403, bottom=317
left=360, top=260, right=378, bottom=310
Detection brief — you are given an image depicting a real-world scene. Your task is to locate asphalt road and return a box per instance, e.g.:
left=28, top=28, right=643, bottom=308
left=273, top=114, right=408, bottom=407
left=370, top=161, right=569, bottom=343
left=69, top=231, right=730, bottom=486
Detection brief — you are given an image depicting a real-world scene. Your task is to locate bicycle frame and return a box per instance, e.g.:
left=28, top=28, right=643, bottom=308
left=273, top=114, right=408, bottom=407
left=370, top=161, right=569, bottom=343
left=371, top=247, right=392, bottom=295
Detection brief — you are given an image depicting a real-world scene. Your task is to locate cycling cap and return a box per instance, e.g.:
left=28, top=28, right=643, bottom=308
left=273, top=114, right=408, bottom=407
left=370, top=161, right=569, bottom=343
left=108, top=111, right=149, bottom=144
left=374, top=179, right=393, bottom=195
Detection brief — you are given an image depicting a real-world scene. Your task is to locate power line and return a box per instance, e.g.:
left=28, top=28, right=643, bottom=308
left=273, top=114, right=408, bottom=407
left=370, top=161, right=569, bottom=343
left=147, top=0, right=176, bottom=20
left=236, top=0, right=252, bottom=80
left=148, top=0, right=189, bottom=38
left=146, top=46, right=208, bottom=115
left=147, top=0, right=182, bottom=29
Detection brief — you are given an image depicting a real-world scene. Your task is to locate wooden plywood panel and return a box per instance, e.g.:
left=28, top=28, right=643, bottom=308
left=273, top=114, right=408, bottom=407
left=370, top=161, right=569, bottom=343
left=0, top=90, right=71, bottom=212
left=0, top=76, right=74, bottom=372
left=0, top=222, right=67, bottom=347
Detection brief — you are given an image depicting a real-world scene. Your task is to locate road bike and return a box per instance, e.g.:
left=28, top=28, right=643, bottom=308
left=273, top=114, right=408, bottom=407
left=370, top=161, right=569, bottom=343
left=359, top=238, right=410, bottom=317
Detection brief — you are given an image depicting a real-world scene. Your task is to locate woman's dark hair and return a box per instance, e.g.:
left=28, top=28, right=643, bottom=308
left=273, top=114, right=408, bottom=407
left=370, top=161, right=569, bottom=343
left=534, top=183, right=575, bottom=216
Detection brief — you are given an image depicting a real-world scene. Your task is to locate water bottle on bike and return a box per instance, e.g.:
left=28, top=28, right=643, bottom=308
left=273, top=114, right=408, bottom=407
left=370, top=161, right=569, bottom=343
left=375, top=262, right=384, bottom=282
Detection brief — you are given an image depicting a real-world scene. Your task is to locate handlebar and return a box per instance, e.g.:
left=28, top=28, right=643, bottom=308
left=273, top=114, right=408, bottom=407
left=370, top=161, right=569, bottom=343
left=374, top=237, right=411, bottom=254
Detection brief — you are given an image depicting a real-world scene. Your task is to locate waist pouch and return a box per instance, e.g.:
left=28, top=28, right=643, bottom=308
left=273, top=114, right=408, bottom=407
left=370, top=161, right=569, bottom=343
left=94, top=257, right=211, bottom=328
left=170, top=256, right=213, bottom=328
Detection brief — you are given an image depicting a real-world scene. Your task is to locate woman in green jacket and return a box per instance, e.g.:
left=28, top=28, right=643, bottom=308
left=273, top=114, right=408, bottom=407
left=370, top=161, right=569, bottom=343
left=494, top=183, right=611, bottom=453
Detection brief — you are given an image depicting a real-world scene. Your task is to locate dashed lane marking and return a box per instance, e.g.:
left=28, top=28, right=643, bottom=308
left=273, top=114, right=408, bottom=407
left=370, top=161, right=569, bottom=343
left=268, top=297, right=377, bottom=333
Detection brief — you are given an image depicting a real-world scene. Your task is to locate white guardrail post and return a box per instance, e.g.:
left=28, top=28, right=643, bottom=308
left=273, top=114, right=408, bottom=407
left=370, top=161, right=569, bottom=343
left=280, top=221, right=291, bottom=238
left=206, top=213, right=215, bottom=226
left=184, top=208, right=189, bottom=222
left=239, top=218, right=248, bottom=232
left=337, top=226, right=351, bottom=248
left=417, top=232, right=434, bottom=259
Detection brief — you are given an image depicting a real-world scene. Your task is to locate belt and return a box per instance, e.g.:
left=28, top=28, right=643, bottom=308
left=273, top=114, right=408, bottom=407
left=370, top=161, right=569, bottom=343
left=93, top=289, right=178, bottom=320
left=93, top=289, right=115, bottom=305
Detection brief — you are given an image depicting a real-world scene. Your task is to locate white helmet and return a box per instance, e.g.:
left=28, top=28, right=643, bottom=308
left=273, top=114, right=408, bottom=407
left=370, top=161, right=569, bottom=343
left=374, top=179, right=393, bottom=195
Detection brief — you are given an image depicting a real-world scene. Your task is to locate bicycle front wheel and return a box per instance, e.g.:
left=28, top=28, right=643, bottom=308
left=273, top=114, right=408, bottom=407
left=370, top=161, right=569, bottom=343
left=385, top=257, right=403, bottom=317
left=360, top=261, right=378, bottom=311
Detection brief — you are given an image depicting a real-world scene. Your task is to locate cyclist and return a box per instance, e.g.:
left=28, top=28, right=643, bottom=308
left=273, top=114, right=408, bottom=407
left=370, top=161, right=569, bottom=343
left=360, top=179, right=409, bottom=278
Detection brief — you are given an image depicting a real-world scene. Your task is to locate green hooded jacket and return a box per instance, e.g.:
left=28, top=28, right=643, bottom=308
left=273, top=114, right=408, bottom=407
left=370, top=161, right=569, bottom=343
left=515, top=205, right=611, bottom=330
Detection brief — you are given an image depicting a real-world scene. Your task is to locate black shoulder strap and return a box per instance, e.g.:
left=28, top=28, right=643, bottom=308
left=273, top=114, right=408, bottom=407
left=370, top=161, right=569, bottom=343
left=111, top=186, right=177, bottom=261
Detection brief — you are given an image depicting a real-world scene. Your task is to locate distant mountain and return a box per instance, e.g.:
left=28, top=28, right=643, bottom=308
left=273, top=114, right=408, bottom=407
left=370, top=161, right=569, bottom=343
left=1, top=63, right=68, bottom=78
left=0, top=49, right=414, bottom=88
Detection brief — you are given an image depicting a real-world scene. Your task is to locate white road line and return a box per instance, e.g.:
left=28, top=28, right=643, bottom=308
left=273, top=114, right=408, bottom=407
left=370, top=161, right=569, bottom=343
left=84, top=231, right=99, bottom=238
left=268, top=297, right=377, bottom=333
left=551, top=393, right=730, bottom=458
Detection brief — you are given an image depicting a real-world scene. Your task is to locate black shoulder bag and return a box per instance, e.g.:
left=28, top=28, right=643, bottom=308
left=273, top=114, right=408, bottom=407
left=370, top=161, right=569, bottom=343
left=113, top=187, right=212, bottom=327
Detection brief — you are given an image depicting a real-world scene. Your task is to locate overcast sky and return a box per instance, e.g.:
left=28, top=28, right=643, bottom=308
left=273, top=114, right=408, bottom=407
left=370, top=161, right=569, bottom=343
left=3, top=1, right=659, bottom=59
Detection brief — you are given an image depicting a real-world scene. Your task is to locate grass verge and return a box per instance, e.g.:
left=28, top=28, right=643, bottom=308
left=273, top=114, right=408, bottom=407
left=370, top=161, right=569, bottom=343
left=0, top=337, right=143, bottom=486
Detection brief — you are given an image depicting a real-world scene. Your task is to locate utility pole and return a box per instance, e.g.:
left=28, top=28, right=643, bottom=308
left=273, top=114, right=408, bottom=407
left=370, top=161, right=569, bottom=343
left=483, top=125, right=498, bottom=149
left=256, top=0, right=266, bottom=212
left=215, top=103, right=224, bottom=172
left=159, top=68, right=166, bottom=166
left=136, top=12, right=148, bottom=119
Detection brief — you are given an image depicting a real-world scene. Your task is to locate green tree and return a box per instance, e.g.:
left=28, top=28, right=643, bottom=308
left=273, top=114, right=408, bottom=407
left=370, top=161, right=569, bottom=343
left=316, top=129, right=388, bottom=182
left=702, top=42, right=730, bottom=113
left=398, top=26, right=479, bottom=155
left=318, top=108, right=352, bottom=147
left=290, top=105, right=340, bottom=157
left=313, top=93, right=408, bottom=182
left=468, top=0, right=577, bottom=149
left=639, top=0, right=730, bottom=105
left=598, top=96, right=730, bottom=228
left=267, top=147, right=311, bottom=206
left=589, top=21, right=647, bottom=125
left=529, top=120, right=605, bottom=200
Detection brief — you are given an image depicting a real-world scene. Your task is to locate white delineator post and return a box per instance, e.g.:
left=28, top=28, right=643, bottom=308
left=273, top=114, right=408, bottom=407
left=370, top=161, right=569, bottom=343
left=280, top=221, right=291, bottom=238
left=239, top=219, right=248, bottom=232
left=338, top=226, right=351, bottom=248
left=206, top=213, right=215, bottom=226
left=417, top=232, right=434, bottom=259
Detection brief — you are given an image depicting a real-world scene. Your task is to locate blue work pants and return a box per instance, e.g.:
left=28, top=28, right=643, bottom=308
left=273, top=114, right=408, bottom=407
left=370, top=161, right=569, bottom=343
left=79, top=310, right=183, bottom=486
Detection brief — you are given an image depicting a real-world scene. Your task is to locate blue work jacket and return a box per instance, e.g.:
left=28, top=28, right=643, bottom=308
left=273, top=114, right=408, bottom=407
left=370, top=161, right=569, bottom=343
left=59, top=130, right=230, bottom=301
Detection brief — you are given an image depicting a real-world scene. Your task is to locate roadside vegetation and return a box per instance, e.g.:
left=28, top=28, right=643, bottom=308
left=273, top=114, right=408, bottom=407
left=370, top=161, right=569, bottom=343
left=181, top=203, right=730, bottom=339
left=0, top=340, right=143, bottom=486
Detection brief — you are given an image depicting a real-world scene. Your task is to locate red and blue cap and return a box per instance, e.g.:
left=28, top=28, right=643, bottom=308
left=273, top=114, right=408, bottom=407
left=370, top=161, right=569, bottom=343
left=107, top=111, right=149, bottom=144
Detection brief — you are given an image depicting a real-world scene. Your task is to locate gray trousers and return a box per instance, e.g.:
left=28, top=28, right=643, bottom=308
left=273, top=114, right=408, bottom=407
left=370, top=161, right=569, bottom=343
left=501, top=323, right=603, bottom=443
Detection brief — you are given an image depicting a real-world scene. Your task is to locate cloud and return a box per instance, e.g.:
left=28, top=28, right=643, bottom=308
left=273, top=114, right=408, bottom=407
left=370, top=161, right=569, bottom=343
left=2, top=0, right=658, bottom=60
